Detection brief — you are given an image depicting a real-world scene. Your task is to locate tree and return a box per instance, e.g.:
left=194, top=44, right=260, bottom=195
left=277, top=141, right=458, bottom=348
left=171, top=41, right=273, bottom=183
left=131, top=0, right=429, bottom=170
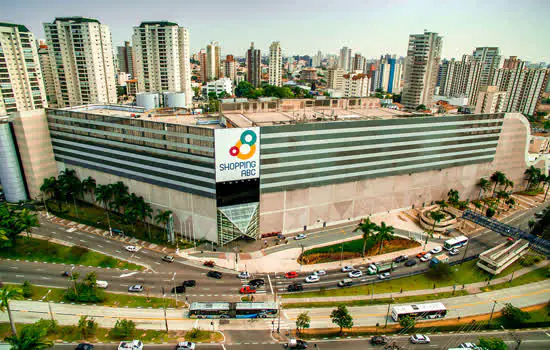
left=427, top=262, right=453, bottom=280
left=447, top=189, right=460, bottom=205
left=58, top=168, right=82, bottom=216
left=354, top=217, right=377, bottom=257
left=81, top=176, right=96, bottom=200
left=429, top=211, right=446, bottom=233
left=77, top=315, right=98, bottom=338
left=375, top=221, right=394, bottom=254
left=503, top=179, right=514, bottom=192
left=473, top=200, right=483, bottom=213
left=330, top=304, right=354, bottom=335
left=22, top=281, right=33, bottom=298
left=110, top=181, right=129, bottom=213
left=0, top=286, right=24, bottom=335
left=296, top=311, right=311, bottom=335
left=235, top=81, right=254, bottom=98
left=478, top=337, right=507, bottom=350
left=435, top=200, right=448, bottom=210
left=40, top=176, right=58, bottom=211
left=17, top=209, right=39, bottom=238
left=399, top=315, right=416, bottom=329
left=5, top=322, right=53, bottom=350
left=155, top=209, right=173, bottom=241
left=502, top=303, right=531, bottom=324
left=416, top=104, right=427, bottom=111
left=490, top=171, right=507, bottom=195
left=109, top=319, right=136, bottom=339
left=543, top=175, right=550, bottom=201
left=95, top=184, right=114, bottom=232
left=486, top=207, right=496, bottom=218
left=524, top=166, right=541, bottom=190
left=478, top=178, right=491, bottom=199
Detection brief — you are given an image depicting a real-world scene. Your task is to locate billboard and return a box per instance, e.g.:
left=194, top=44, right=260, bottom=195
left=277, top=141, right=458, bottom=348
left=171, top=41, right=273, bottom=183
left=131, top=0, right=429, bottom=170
left=214, top=127, right=260, bottom=183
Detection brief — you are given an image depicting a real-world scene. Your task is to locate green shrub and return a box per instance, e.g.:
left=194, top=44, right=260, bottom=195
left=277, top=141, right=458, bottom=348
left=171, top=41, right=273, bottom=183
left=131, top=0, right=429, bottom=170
left=186, top=327, right=202, bottom=340
left=486, top=207, right=496, bottom=218
left=34, top=318, right=59, bottom=335
left=22, top=280, right=34, bottom=298
left=109, top=319, right=136, bottom=339
left=520, top=254, right=543, bottom=267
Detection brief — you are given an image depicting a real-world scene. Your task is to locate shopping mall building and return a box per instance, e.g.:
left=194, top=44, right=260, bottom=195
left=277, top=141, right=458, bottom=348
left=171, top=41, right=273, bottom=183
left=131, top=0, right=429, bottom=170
left=0, top=98, right=540, bottom=245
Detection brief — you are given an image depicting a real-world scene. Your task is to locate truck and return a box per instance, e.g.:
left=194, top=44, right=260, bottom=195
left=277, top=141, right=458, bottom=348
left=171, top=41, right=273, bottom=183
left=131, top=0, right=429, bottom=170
left=430, top=254, right=449, bottom=267
left=367, top=262, right=394, bottom=275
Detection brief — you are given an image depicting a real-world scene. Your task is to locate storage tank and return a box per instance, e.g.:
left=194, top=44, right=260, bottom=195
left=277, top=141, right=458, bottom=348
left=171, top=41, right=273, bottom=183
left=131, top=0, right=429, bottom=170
left=164, top=92, right=186, bottom=108
left=136, top=92, right=160, bottom=110
left=0, top=120, right=27, bottom=202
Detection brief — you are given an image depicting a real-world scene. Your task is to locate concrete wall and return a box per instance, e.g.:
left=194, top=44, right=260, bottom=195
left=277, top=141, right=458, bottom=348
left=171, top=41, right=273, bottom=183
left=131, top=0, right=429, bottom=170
left=259, top=113, right=530, bottom=234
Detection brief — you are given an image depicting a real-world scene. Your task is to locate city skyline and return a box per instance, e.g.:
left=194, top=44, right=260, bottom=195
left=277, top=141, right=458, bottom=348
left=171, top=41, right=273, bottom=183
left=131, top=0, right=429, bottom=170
left=5, top=0, right=550, bottom=62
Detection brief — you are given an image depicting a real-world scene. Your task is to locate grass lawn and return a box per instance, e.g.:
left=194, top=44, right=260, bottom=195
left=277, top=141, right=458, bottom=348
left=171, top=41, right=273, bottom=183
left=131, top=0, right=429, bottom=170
left=283, top=259, right=530, bottom=299
left=481, top=267, right=550, bottom=292
left=4, top=283, right=183, bottom=309
left=283, top=290, right=469, bottom=309
left=0, top=237, right=143, bottom=270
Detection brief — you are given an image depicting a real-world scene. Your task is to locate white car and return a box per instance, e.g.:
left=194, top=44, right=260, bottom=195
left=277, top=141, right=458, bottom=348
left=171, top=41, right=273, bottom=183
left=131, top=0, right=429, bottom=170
left=410, top=334, right=430, bottom=344
left=176, top=341, right=196, bottom=350
left=313, top=270, right=327, bottom=276
left=458, top=342, right=479, bottom=349
left=449, top=248, right=460, bottom=256
left=96, top=280, right=108, bottom=289
left=430, top=246, right=443, bottom=254
left=341, top=265, right=354, bottom=272
left=128, top=285, right=143, bottom=292
left=420, top=253, right=432, bottom=262
left=237, top=271, right=250, bottom=279
left=348, top=270, right=363, bottom=278
left=294, top=233, right=307, bottom=240
left=378, top=272, right=390, bottom=280
left=305, top=275, right=320, bottom=283
left=125, top=245, right=138, bottom=252
left=118, top=340, right=143, bottom=350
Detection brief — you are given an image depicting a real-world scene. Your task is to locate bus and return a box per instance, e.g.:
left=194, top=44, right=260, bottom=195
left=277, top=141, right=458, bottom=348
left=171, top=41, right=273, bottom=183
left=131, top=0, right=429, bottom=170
left=235, top=302, right=278, bottom=319
left=189, top=302, right=231, bottom=319
left=444, top=236, right=468, bottom=250
left=391, top=302, right=447, bottom=321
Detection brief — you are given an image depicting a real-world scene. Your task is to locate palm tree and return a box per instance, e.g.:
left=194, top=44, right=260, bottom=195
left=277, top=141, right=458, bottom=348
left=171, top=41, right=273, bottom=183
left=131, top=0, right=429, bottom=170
left=473, top=200, right=483, bottom=213
left=435, top=200, right=448, bottom=210
left=503, top=179, right=514, bottom=193
left=5, top=322, right=53, bottom=350
left=124, top=193, right=141, bottom=234
left=0, top=286, right=24, bottom=335
left=17, top=209, right=39, bottom=238
left=95, top=184, right=114, bottom=234
left=81, top=176, right=96, bottom=200
left=490, top=171, right=506, bottom=195
left=58, top=168, right=82, bottom=217
left=354, top=217, right=377, bottom=257
left=543, top=175, right=550, bottom=201
left=155, top=209, right=173, bottom=241
left=429, top=211, right=446, bottom=234
left=134, top=196, right=153, bottom=240
left=478, top=178, right=491, bottom=199
left=447, top=189, right=459, bottom=205
left=40, top=177, right=58, bottom=213
left=110, top=181, right=129, bottom=214
left=375, top=221, right=394, bottom=254
left=524, top=166, right=541, bottom=190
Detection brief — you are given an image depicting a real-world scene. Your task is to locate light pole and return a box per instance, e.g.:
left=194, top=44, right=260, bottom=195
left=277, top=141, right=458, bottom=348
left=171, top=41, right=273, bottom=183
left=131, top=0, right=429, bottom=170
left=299, top=244, right=304, bottom=272
left=162, top=287, right=168, bottom=332
left=384, top=297, right=394, bottom=328
left=44, top=289, right=54, bottom=322
left=172, top=272, right=177, bottom=307
left=340, top=244, right=343, bottom=267
left=277, top=295, right=281, bottom=334
left=488, top=300, right=497, bottom=327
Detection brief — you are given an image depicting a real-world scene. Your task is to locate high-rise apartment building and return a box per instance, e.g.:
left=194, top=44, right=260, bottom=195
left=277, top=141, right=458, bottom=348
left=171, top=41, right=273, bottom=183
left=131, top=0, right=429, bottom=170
left=438, top=55, right=483, bottom=103
left=503, top=56, right=522, bottom=69
left=312, top=50, right=322, bottom=68
left=117, top=41, right=135, bottom=77
left=401, top=30, right=443, bottom=110
left=198, top=49, right=207, bottom=83
left=376, top=55, right=403, bottom=94
left=0, top=22, right=48, bottom=115
left=43, top=17, right=116, bottom=107
left=268, top=41, right=282, bottom=87
left=472, top=47, right=501, bottom=87
left=327, top=68, right=345, bottom=91
left=206, top=41, right=221, bottom=81
left=353, top=53, right=366, bottom=72
left=247, top=42, right=261, bottom=88
left=339, top=46, right=352, bottom=72
left=37, top=44, right=57, bottom=107
left=132, top=21, right=192, bottom=106
left=474, top=86, right=506, bottom=114
left=224, top=54, right=236, bottom=83
left=343, top=73, right=371, bottom=97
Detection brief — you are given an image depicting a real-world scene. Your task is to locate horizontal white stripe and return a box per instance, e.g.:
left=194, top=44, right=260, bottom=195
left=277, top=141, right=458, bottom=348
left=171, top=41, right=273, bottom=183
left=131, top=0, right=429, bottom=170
left=261, top=148, right=496, bottom=179
left=261, top=154, right=494, bottom=189
left=261, top=133, right=500, bottom=159
left=52, top=138, right=215, bottom=174
left=261, top=118, right=503, bottom=139
left=50, top=130, right=215, bottom=164
left=261, top=125, right=502, bottom=149
left=261, top=140, right=499, bottom=169
left=56, top=155, right=216, bottom=194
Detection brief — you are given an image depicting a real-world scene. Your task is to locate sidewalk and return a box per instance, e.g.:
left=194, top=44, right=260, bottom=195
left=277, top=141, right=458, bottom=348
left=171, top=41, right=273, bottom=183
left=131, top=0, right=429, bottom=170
left=282, top=260, right=549, bottom=304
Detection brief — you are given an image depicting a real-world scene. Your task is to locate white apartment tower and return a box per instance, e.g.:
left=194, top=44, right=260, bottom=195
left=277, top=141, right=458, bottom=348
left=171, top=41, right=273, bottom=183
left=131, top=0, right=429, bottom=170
left=474, top=86, right=506, bottom=114
left=133, top=21, right=192, bottom=106
left=343, top=73, right=371, bottom=97
left=206, top=41, right=221, bottom=81
left=327, top=68, right=345, bottom=91
left=438, top=55, right=483, bottom=104
left=0, top=22, right=48, bottom=115
left=269, top=41, right=282, bottom=87
left=401, top=30, right=443, bottom=110
left=43, top=17, right=116, bottom=107
left=37, top=44, right=57, bottom=107
left=312, top=50, right=322, bottom=68
left=339, top=46, right=352, bottom=72
left=472, top=47, right=502, bottom=87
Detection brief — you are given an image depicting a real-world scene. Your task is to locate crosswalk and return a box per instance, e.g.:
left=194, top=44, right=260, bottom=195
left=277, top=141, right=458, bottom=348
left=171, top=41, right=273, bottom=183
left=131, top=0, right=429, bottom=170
left=240, top=278, right=267, bottom=294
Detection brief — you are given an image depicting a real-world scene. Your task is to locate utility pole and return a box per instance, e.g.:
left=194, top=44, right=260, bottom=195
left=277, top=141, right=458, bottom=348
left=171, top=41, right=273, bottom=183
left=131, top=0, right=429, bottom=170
left=162, top=287, right=168, bottom=332
left=44, top=289, right=54, bottom=322
left=384, top=297, right=393, bottom=328
left=340, top=244, right=343, bottom=267
left=299, top=244, right=304, bottom=272
left=460, top=237, right=472, bottom=270
left=172, top=272, right=177, bottom=307
left=488, top=300, right=497, bottom=327
left=277, top=295, right=281, bottom=334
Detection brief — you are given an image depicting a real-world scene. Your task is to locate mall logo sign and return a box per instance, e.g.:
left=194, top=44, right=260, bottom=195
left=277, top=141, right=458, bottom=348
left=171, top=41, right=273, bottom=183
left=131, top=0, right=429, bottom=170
left=215, top=127, right=260, bottom=182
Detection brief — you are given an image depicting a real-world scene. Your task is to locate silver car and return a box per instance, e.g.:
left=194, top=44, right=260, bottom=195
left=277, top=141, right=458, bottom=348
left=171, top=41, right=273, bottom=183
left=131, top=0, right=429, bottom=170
left=410, top=334, right=430, bottom=344
left=128, top=285, right=143, bottom=292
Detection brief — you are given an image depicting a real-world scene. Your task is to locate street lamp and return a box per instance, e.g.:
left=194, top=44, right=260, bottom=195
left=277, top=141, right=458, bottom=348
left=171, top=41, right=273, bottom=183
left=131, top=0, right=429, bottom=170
left=277, top=295, right=282, bottom=334
left=172, top=272, right=177, bottom=307
left=44, top=289, right=54, bottom=322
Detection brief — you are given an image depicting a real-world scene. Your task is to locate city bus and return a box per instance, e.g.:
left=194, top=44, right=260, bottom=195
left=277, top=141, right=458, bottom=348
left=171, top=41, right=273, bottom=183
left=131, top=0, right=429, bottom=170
left=443, top=236, right=468, bottom=250
left=235, top=302, right=277, bottom=319
left=391, top=302, right=447, bottom=321
left=188, top=302, right=231, bottom=319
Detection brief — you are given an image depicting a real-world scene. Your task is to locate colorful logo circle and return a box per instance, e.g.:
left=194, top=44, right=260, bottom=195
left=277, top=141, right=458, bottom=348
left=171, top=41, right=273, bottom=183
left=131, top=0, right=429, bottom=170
left=230, top=130, right=257, bottom=160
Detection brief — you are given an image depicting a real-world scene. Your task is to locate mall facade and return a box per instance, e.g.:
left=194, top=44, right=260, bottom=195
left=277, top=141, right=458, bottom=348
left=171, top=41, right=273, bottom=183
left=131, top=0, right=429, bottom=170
left=0, top=98, right=536, bottom=245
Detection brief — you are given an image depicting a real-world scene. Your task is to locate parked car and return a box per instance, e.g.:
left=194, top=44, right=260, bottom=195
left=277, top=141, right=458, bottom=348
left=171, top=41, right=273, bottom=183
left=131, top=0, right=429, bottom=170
left=430, top=246, right=443, bottom=254
left=118, top=340, right=143, bottom=350
left=337, top=278, right=353, bottom=287
left=240, top=285, right=257, bottom=294
left=176, top=342, right=196, bottom=350
left=416, top=251, right=427, bottom=259
left=237, top=271, right=251, bottom=279
left=183, top=280, right=196, bottom=287
left=285, top=271, right=298, bottom=279
left=410, top=334, right=430, bottom=344
left=294, top=233, right=307, bottom=240
left=284, top=338, right=308, bottom=349
left=96, top=280, right=108, bottom=289
left=128, top=285, right=143, bottom=293
left=394, top=255, right=409, bottom=263
left=535, top=211, right=545, bottom=218
left=203, top=260, right=215, bottom=267
left=348, top=270, right=363, bottom=278
left=405, top=259, right=417, bottom=267
left=75, top=343, right=94, bottom=350
left=161, top=255, right=174, bottom=263
left=313, top=270, right=327, bottom=276
left=305, top=275, right=320, bottom=283
left=249, top=279, right=265, bottom=287
left=378, top=272, right=390, bottom=280
left=287, top=283, right=303, bottom=292
left=449, top=248, right=460, bottom=256
left=341, top=265, right=354, bottom=272
left=171, top=285, right=186, bottom=294
left=420, top=253, right=432, bottom=262
left=370, top=335, right=388, bottom=345
left=125, top=246, right=138, bottom=252
left=207, top=271, right=223, bottom=279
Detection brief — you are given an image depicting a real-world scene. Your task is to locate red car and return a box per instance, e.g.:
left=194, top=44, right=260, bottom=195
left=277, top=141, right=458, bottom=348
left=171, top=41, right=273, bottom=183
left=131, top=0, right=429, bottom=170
left=240, top=285, right=257, bottom=294
left=285, top=271, right=298, bottom=279
left=416, top=251, right=427, bottom=259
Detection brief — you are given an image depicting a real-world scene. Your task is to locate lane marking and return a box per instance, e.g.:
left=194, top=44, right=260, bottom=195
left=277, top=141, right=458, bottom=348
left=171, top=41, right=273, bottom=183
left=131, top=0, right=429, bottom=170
left=15, top=275, right=24, bottom=278
left=97, top=244, right=103, bottom=248
left=119, top=272, right=139, bottom=278
left=79, top=239, right=86, bottom=243
left=268, top=274, right=274, bottom=296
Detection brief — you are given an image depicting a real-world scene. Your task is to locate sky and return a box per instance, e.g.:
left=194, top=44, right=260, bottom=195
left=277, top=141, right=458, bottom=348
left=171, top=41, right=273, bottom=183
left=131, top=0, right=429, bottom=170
left=3, top=0, right=550, bottom=62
